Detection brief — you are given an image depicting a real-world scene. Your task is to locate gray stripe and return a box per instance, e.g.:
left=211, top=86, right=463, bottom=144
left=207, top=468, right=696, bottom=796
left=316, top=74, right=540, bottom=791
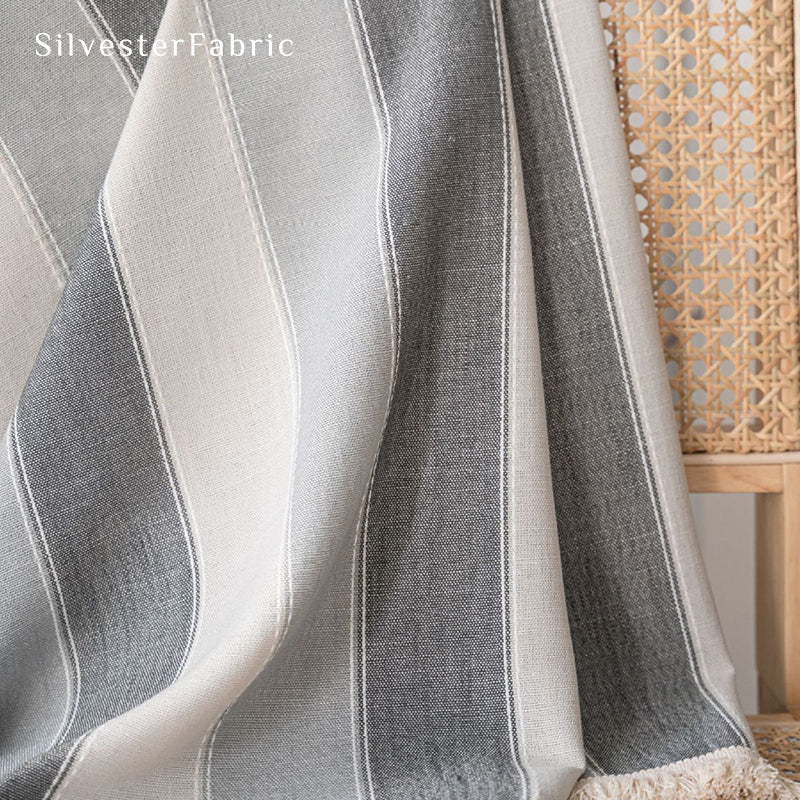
left=502, top=0, right=748, bottom=775
left=201, top=1, right=394, bottom=798
left=81, top=0, right=167, bottom=78
left=351, top=1, right=524, bottom=797
left=12, top=199, right=198, bottom=749
left=0, top=1, right=134, bottom=267
left=0, top=739, right=76, bottom=800
left=0, top=436, right=68, bottom=782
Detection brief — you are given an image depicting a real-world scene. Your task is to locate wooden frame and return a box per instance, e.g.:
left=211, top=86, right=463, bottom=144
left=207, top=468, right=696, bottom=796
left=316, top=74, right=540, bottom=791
left=685, top=455, right=800, bottom=717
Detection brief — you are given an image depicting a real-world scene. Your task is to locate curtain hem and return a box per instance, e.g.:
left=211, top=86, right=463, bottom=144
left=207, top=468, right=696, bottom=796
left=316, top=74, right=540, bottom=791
left=570, top=746, right=799, bottom=800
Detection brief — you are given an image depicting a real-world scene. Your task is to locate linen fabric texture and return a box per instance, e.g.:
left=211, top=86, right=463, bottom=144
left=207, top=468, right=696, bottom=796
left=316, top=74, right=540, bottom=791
left=0, top=0, right=789, bottom=798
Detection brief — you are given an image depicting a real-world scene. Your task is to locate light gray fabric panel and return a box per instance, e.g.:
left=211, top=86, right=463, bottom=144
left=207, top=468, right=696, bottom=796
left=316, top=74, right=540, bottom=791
left=0, top=150, right=63, bottom=430
left=0, top=436, right=68, bottom=780
left=202, top=1, right=392, bottom=798
left=0, top=1, right=133, bottom=267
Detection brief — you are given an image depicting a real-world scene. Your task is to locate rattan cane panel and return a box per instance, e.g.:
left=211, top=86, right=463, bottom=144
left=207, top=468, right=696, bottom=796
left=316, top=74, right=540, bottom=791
left=602, top=0, right=800, bottom=453
left=752, top=721, right=800, bottom=781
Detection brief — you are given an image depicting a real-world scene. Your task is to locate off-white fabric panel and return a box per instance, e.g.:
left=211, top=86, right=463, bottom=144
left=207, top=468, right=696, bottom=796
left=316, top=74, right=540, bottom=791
left=545, top=0, right=748, bottom=738
left=195, top=0, right=392, bottom=795
left=55, top=0, right=296, bottom=794
left=0, top=155, right=63, bottom=429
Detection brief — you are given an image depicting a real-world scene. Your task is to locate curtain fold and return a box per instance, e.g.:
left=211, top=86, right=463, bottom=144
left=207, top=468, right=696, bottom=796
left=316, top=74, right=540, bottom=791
left=0, top=0, right=794, bottom=798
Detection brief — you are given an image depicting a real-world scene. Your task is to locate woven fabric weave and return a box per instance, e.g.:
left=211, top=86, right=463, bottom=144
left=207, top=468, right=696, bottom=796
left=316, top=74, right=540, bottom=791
left=0, top=1, right=794, bottom=798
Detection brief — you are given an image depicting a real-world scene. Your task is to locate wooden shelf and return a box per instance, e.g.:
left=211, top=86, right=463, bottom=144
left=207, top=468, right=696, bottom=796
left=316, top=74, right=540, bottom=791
left=684, top=457, right=800, bottom=717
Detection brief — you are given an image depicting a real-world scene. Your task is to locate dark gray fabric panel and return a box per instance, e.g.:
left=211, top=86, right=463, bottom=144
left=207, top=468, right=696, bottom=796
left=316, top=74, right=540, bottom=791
left=0, top=740, right=75, bottom=800
left=0, top=440, right=69, bottom=780
left=353, top=1, right=523, bottom=798
left=11, top=201, right=198, bottom=749
left=502, top=0, right=748, bottom=775
left=82, top=0, right=168, bottom=78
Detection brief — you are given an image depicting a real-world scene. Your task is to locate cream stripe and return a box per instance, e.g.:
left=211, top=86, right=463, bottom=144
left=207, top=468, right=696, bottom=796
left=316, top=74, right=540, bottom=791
left=191, top=0, right=300, bottom=787
left=191, top=0, right=392, bottom=795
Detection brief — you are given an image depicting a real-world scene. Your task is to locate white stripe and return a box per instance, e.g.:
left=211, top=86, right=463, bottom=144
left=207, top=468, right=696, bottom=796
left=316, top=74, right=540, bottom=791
left=488, top=0, right=529, bottom=796
left=82, top=0, right=140, bottom=80
left=341, top=5, right=389, bottom=795
left=346, top=0, right=402, bottom=349
left=195, top=711, right=226, bottom=800
left=586, top=753, right=604, bottom=775
left=341, top=2, right=390, bottom=799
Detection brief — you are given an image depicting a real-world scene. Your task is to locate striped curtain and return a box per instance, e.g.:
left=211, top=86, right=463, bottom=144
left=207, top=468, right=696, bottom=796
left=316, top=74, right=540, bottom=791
left=0, top=1, right=792, bottom=798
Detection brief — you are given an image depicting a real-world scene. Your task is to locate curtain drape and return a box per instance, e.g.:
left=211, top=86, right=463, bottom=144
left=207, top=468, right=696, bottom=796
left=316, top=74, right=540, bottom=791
left=0, top=0, right=794, bottom=797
